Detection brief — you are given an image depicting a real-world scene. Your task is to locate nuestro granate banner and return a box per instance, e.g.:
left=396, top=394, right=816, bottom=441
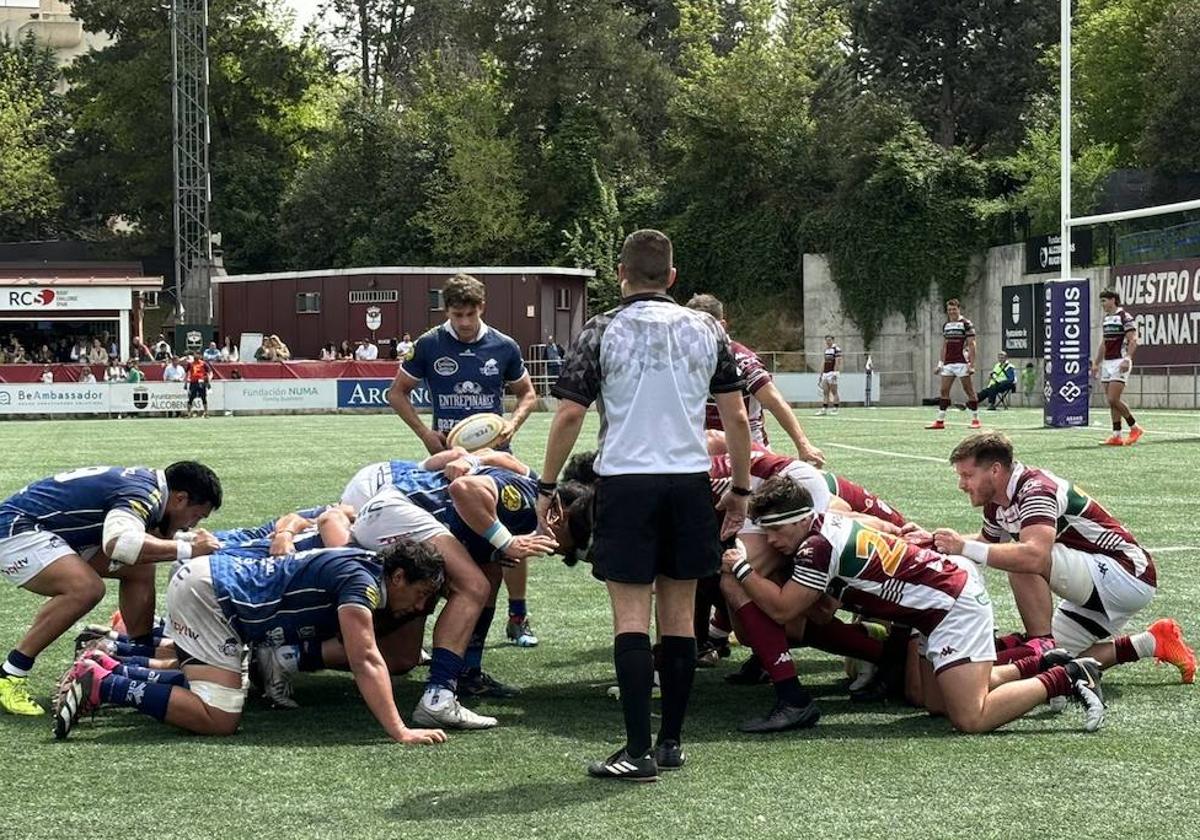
left=1111, top=258, right=1200, bottom=365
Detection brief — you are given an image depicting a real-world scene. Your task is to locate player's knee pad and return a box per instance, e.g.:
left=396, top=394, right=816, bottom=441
left=1051, top=610, right=1099, bottom=657
left=189, top=680, right=246, bottom=714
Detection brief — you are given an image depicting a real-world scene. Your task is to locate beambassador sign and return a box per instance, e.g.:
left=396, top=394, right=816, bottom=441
left=1112, top=257, right=1200, bottom=365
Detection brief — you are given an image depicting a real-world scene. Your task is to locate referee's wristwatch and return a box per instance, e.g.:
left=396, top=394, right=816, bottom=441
left=536, top=479, right=558, bottom=498
left=730, top=485, right=751, bottom=497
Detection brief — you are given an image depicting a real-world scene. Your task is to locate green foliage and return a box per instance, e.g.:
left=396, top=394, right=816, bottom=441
left=562, top=165, right=623, bottom=311
left=813, top=114, right=989, bottom=347
left=1138, top=2, right=1200, bottom=175
left=0, top=34, right=67, bottom=240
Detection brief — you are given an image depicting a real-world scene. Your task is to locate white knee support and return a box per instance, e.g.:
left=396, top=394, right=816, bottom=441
left=189, top=680, right=246, bottom=714
left=1048, top=545, right=1096, bottom=604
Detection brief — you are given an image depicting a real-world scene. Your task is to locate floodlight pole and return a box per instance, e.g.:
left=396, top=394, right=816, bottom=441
left=1059, top=0, right=1071, bottom=285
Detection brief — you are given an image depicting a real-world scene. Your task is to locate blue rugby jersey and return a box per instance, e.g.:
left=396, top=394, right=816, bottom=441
left=217, top=527, right=326, bottom=559
left=401, top=322, right=525, bottom=435
left=208, top=547, right=384, bottom=645
left=0, top=466, right=167, bottom=551
left=402, top=467, right=539, bottom=562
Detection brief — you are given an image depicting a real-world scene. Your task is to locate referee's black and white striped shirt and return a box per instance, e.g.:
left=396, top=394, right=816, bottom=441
left=552, top=292, right=744, bottom=476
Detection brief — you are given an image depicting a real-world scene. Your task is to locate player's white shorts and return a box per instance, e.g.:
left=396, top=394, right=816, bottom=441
left=166, top=556, right=244, bottom=674
left=1100, top=358, right=1131, bottom=384
left=819, top=371, right=839, bottom=387
left=740, top=462, right=833, bottom=535
left=918, top=561, right=996, bottom=674
left=940, top=362, right=970, bottom=379
left=0, top=530, right=77, bottom=587
left=351, top=487, right=450, bottom=550
left=340, top=461, right=391, bottom=512
left=1048, top=543, right=1156, bottom=654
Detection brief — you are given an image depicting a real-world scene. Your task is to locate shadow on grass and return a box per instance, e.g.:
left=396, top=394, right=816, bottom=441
left=388, top=779, right=633, bottom=822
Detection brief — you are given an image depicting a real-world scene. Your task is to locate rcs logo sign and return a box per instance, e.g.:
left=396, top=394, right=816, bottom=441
left=7, top=290, right=57, bottom=307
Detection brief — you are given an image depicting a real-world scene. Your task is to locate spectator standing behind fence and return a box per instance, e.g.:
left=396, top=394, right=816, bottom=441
left=78, top=364, right=96, bottom=384
left=126, top=361, right=145, bottom=384
left=979, top=352, right=1016, bottom=410
left=1021, top=362, right=1038, bottom=404
left=202, top=341, right=222, bottom=364
left=104, top=359, right=125, bottom=383
left=221, top=336, right=239, bottom=362
left=39, top=366, right=53, bottom=384
left=397, top=332, right=414, bottom=361
left=163, top=357, right=186, bottom=384
left=70, top=338, right=87, bottom=362
left=545, top=336, right=563, bottom=378
left=88, top=339, right=109, bottom=366
left=320, top=342, right=338, bottom=361
left=355, top=339, right=379, bottom=361
left=152, top=334, right=172, bottom=362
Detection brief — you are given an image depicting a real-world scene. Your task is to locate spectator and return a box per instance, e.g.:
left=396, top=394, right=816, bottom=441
left=70, top=337, right=88, bottom=362
left=397, top=332, right=414, bottom=360
left=202, top=340, right=222, bottom=364
left=163, top=356, right=186, bottom=383
left=130, top=337, right=153, bottom=363
left=0, top=346, right=9, bottom=364
left=55, top=338, right=71, bottom=363
left=88, top=339, right=110, bottom=365
left=153, top=333, right=172, bottom=362
left=40, top=365, right=54, bottom=384
left=273, top=334, right=291, bottom=360
left=254, top=339, right=274, bottom=362
left=545, top=335, right=563, bottom=377
left=126, top=360, right=145, bottom=383
left=221, top=336, right=239, bottom=362
left=355, top=339, right=379, bottom=361
left=320, top=342, right=338, bottom=361
left=230, top=367, right=243, bottom=380
left=338, top=339, right=353, bottom=360
left=979, top=351, right=1017, bottom=410
left=1021, top=362, right=1038, bottom=404
left=11, top=342, right=28, bottom=364
left=105, top=359, right=126, bottom=383
left=79, top=365, right=97, bottom=384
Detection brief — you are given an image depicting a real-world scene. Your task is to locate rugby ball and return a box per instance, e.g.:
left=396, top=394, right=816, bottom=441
left=447, top=413, right=506, bottom=452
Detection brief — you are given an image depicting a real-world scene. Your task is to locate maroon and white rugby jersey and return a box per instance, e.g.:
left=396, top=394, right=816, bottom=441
left=705, top=340, right=772, bottom=445
left=822, top=344, right=841, bottom=373
left=941, top=318, right=975, bottom=364
left=980, top=463, right=1154, bottom=586
left=791, top=513, right=969, bottom=635
left=1101, top=308, right=1137, bottom=361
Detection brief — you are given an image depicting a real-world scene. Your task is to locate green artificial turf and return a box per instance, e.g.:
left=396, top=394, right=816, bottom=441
left=0, top=407, right=1196, bottom=839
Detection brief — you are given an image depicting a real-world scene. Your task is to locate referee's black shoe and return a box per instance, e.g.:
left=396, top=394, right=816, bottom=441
left=586, top=748, right=659, bottom=782
left=739, top=699, right=821, bottom=733
left=654, top=739, right=686, bottom=770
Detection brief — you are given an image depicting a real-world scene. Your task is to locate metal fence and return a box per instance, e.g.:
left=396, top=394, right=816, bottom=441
left=1117, top=219, right=1200, bottom=264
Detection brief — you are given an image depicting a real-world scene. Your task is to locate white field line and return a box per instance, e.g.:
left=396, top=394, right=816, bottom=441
left=824, top=443, right=947, bottom=464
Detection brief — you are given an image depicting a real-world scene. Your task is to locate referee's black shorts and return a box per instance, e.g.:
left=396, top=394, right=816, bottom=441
left=591, top=473, right=720, bottom=585
left=188, top=381, right=208, bottom=403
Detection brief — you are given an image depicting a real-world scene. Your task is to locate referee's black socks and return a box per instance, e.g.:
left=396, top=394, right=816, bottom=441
left=614, top=632, right=654, bottom=757
left=657, top=635, right=697, bottom=746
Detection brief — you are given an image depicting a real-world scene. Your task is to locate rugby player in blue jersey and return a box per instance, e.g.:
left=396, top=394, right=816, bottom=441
left=54, top=542, right=448, bottom=745
left=0, top=463, right=222, bottom=717
left=340, top=447, right=530, bottom=513
left=386, top=273, right=542, bottom=648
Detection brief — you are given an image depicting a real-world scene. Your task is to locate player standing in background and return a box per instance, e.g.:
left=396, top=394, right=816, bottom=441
left=0, top=463, right=222, bottom=717
left=816, top=335, right=841, bottom=416
left=686, top=294, right=824, bottom=467
left=1092, top=289, right=1143, bottom=446
left=927, top=298, right=980, bottom=430
left=386, top=273, right=542, bottom=647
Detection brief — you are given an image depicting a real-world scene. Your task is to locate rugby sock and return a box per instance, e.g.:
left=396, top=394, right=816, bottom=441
left=968, top=399, right=979, bottom=417
left=99, top=674, right=173, bottom=721
left=937, top=398, right=950, bottom=420
left=994, top=632, right=1026, bottom=651
left=994, top=635, right=1054, bottom=665
left=2, top=649, right=35, bottom=679
left=613, top=632, right=654, bottom=757
left=120, top=656, right=151, bottom=669
left=426, top=647, right=463, bottom=695
left=1126, top=415, right=1138, bottom=429
left=115, top=665, right=189, bottom=688
left=298, top=640, right=325, bottom=672
left=113, top=640, right=158, bottom=658
left=464, top=607, right=496, bottom=671
left=709, top=601, right=732, bottom=639
left=657, top=636, right=697, bottom=745
left=1011, top=655, right=1042, bottom=680
left=1114, top=632, right=1156, bottom=664
left=1035, top=666, right=1072, bottom=699
left=735, top=603, right=810, bottom=706
left=800, top=618, right=884, bottom=663
left=507, top=599, right=527, bottom=621
left=1112, top=421, right=1122, bottom=433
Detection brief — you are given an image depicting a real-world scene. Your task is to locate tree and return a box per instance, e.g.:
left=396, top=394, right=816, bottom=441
left=848, top=0, right=1058, bottom=153
left=1138, top=2, right=1200, bottom=175
left=58, top=0, right=332, bottom=271
left=0, top=34, right=67, bottom=240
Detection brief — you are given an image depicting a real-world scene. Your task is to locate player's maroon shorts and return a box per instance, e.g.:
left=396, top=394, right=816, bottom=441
left=833, top=476, right=906, bottom=528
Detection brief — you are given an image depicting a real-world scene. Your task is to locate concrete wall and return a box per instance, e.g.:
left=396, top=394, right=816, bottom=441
left=803, top=243, right=1116, bottom=406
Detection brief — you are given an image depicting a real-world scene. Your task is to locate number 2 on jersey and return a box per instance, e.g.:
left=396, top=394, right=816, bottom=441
left=855, top=529, right=904, bottom=576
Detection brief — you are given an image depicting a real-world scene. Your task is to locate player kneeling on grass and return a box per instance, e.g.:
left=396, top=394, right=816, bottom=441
left=0, top=464, right=221, bottom=718
left=928, top=432, right=1194, bottom=686
left=726, top=477, right=1108, bottom=733
left=54, top=543, right=448, bottom=745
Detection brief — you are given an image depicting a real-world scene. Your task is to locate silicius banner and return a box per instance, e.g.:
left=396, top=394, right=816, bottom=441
left=1043, top=279, right=1091, bottom=428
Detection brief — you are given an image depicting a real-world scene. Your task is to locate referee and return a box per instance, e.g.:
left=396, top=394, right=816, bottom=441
left=537, top=229, right=752, bottom=782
